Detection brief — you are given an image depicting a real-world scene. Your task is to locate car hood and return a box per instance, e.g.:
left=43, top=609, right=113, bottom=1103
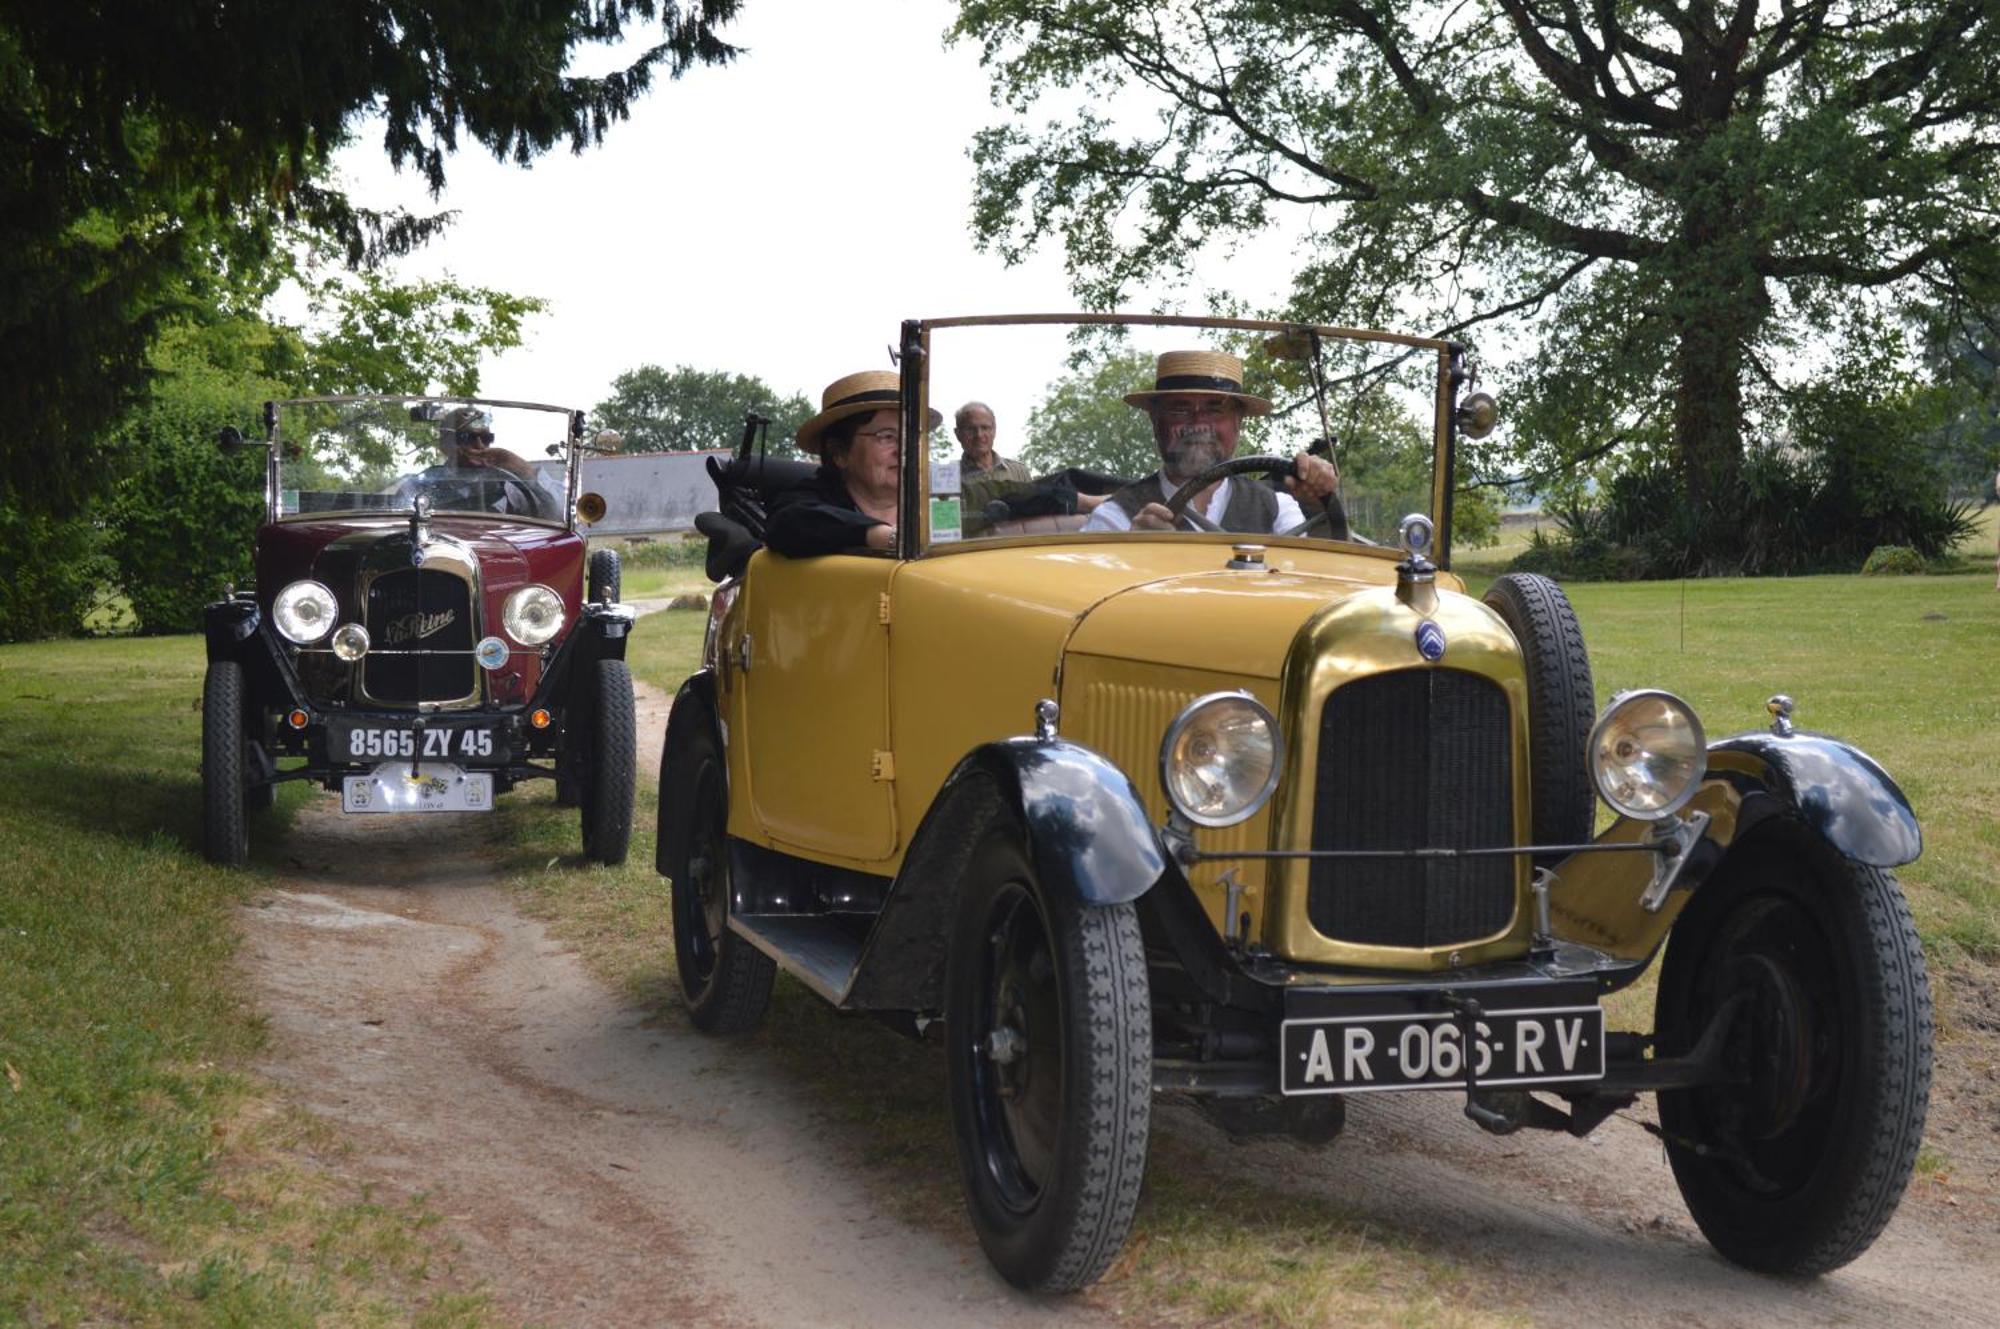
left=1062, top=566, right=1401, bottom=679
left=257, top=516, right=580, bottom=607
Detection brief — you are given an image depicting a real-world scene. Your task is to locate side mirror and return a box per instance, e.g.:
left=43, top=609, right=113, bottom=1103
left=217, top=425, right=246, bottom=452
left=1456, top=392, right=1500, bottom=439
left=591, top=429, right=625, bottom=454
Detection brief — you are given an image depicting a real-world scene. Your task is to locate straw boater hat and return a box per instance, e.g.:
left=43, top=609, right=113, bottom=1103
left=1123, top=350, right=1272, bottom=416
left=794, top=369, right=942, bottom=458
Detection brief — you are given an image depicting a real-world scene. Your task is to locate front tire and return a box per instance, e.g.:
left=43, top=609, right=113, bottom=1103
left=1656, top=822, right=1932, bottom=1274
left=660, top=718, right=774, bottom=1034
left=201, top=661, right=248, bottom=866
left=945, top=831, right=1151, bottom=1293
left=579, top=659, right=636, bottom=865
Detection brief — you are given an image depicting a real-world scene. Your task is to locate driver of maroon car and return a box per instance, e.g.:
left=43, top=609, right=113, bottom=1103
left=394, top=406, right=554, bottom=518
left=1082, top=350, right=1338, bottom=533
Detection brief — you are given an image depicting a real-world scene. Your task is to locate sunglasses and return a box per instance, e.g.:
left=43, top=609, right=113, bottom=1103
left=450, top=429, right=496, bottom=446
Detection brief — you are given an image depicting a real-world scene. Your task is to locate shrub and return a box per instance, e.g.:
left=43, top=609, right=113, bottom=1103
left=0, top=503, right=114, bottom=642
left=101, top=404, right=266, bottom=635
left=1860, top=545, right=1926, bottom=576
left=617, top=537, right=708, bottom=569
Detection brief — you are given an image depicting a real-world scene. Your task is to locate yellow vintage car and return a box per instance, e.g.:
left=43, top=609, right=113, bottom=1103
left=657, top=314, right=1931, bottom=1293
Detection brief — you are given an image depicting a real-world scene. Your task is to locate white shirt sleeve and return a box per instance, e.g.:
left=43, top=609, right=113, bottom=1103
left=1083, top=502, right=1132, bottom=532
left=1271, top=489, right=1306, bottom=531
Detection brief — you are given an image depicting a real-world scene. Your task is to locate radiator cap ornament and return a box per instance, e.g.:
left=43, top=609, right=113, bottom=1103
left=1415, top=620, right=1447, bottom=661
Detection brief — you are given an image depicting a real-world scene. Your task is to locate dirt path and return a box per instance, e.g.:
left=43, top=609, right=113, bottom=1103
left=235, top=666, right=2000, bottom=1327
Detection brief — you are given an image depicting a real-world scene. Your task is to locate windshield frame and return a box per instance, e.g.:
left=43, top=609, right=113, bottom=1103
left=261, top=393, right=585, bottom=530
left=898, top=313, right=1467, bottom=568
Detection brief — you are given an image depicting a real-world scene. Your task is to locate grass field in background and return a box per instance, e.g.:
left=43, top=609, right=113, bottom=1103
left=0, top=639, right=487, bottom=1326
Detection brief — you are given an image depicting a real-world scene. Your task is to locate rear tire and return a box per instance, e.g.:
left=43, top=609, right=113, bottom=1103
left=945, top=831, right=1151, bottom=1293
left=1481, top=571, right=1594, bottom=855
left=1656, top=823, right=1932, bottom=1274
left=580, top=659, right=635, bottom=865
left=201, top=662, right=249, bottom=866
left=661, top=718, right=774, bottom=1034
left=588, top=548, right=621, bottom=604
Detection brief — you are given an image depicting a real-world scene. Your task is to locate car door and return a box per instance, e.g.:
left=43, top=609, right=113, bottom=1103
left=735, top=552, right=899, bottom=863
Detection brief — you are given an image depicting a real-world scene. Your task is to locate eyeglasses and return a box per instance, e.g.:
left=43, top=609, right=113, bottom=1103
left=449, top=429, right=496, bottom=446
left=1155, top=401, right=1237, bottom=424
left=854, top=427, right=902, bottom=445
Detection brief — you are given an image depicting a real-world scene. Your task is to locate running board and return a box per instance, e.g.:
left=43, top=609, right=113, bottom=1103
left=729, top=914, right=861, bottom=1006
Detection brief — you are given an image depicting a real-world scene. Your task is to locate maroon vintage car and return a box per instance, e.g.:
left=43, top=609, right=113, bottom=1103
left=201, top=396, right=637, bottom=866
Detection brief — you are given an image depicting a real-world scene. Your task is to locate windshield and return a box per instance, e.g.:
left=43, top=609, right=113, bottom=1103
left=920, top=318, right=1449, bottom=550
left=272, top=397, right=577, bottom=524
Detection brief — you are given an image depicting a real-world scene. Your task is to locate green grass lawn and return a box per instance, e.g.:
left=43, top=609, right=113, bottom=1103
left=0, top=638, right=487, bottom=1327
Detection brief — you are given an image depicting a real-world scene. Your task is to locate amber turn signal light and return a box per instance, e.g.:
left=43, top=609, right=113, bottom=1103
left=530, top=708, right=552, bottom=729
left=287, top=709, right=309, bottom=729
left=575, top=491, right=607, bottom=525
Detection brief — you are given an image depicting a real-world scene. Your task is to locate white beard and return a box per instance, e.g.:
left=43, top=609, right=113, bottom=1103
left=1160, top=425, right=1225, bottom=484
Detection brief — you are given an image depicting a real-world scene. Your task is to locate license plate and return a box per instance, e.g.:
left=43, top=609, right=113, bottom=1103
left=342, top=763, right=494, bottom=814
left=1281, top=1004, right=1605, bottom=1096
left=333, top=720, right=500, bottom=763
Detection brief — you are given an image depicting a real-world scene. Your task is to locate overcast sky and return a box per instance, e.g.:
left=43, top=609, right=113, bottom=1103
left=332, top=0, right=1301, bottom=432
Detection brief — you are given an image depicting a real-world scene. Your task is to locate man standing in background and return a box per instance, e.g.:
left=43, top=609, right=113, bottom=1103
left=955, top=401, right=1035, bottom=526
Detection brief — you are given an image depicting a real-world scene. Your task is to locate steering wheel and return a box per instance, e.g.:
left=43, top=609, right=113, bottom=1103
left=412, top=468, right=551, bottom=520
left=1160, top=454, right=1351, bottom=541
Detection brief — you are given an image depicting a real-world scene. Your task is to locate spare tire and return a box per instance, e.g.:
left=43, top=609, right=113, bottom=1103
left=587, top=547, right=621, bottom=604
left=1481, top=572, right=1595, bottom=858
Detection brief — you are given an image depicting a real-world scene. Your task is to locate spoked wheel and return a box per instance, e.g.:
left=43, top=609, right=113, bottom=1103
left=945, top=832, right=1150, bottom=1293
left=201, top=661, right=249, bottom=866
left=579, top=659, right=636, bottom=865
left=1656, top=823, right=1932, bottom=1274
left=662, top=720, right=773, bottom=1034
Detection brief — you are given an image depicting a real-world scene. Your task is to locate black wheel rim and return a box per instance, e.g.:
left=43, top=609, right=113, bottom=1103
left=676, top=756, right=727, bottom=987
left=967, top=881, right=1064, bottom=1216
left=1686, top=893, right=1843, bottom=1197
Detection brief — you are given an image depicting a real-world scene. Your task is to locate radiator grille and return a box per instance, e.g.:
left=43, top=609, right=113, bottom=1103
left=363, top=569, right=475, bottom=703
left=1307, top=669, right=1515, bottom=947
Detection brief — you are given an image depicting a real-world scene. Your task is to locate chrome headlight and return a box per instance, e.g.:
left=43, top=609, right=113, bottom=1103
left=330, top=623, right=370, bottom=662
left=502, top=584, right=565, bottom=646
left=1588, top=689, right=1707, bottom=820
left=1160, top=692, right=1283, bottom=828
left=273, top=580, right=337, bottom=644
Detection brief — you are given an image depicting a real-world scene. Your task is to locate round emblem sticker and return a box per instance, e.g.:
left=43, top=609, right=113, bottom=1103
left=1415, top=620, right=1447, bottom=661
left=410, top=546, right=426, bottom=567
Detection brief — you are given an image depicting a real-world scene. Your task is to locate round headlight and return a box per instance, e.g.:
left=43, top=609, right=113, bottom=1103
left=475, top=636, right=509, bottom=670
left=1588, top=689, right=1707, bottom=821
left=1160, top=692, right=1283, bottom=828
left=330, top=623, right=370, bottom=662
left=502, top=584, right=565, bottom=646
left=273, top=580, right=337, bottom=644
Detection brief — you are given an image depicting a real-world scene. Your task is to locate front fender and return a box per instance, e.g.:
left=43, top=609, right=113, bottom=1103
left=961, top=737, right=1169, bottom=906
left=1548, top=729, right=1920, bottom=971
left=841, top=736, right=1168, bottom=1012
left=1709, top=731, right=1920, bottom=868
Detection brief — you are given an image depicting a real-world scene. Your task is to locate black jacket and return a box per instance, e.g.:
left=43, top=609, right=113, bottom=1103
left=764, top=465, right=888, bottom=558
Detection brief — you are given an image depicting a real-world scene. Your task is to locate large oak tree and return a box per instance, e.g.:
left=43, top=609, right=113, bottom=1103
left=953, top=1, right=2000, bottom=524
left=0, top=0, right=741, bottom=516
